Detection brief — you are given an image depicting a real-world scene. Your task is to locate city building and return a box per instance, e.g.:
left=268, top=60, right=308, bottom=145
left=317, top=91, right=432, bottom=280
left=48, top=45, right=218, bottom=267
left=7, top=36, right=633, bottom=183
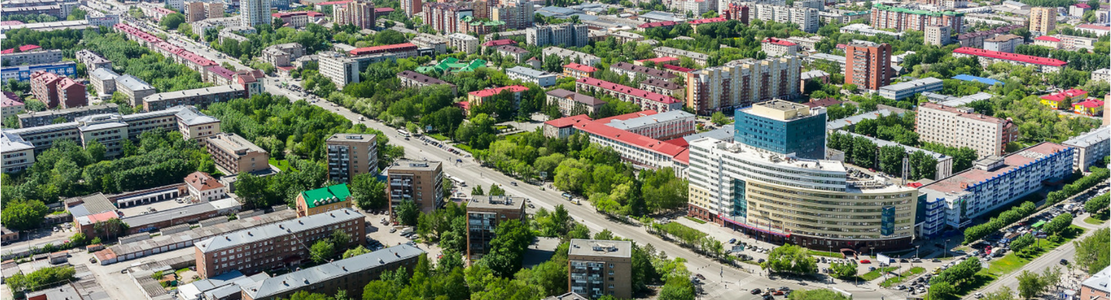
left=542, top=110, right=692, bottom=171
left=2, top=94, right=24, bottom=120
left=194, top=208, right=365, bottom=278
left=1080, top=266, right=1110, bottom=300
left=185, top=171, right=228, bottom=202
left=30, top=71, right=85, bottom=109
left=240, top=0, right=271, bottom=27
left=1028, top=7, right=1056, bottom=34
left=838, top=23, right=904, bottom=39
left=761, top=38, right=798, bottom=57
left=295, top=184, right=354, bottom=217
left=334, top=0, right=376, bottom=29
left=916, top=102, right=1017, bottom=157
left=16, top=104, right=117, bottom=128
left=491, top=0, right=534, bottom=29
left=191, top=16, right=241, bottom=36
left=143, top=85, right=245, bottom=112
left=85, top=9, right=120, bottom=27
left=241, top=245, right=422, bottom=300
left=1, top=131, right=35, bottom=173
left=1, top=48, right=62, bottom=66
left=653, top=46, right=709, bottom=66
left=845, top=41, right=893, bottom=91
left=870, top=3, right=964, bottom=32
left=0, top=61, right=75, bottom=82
left=319, top=51, right=360, bottom=89
left=175, top=105, right=222, bottom=141
left=270, top=11, right=323, bottom=28
left=89, top=68, right=118, bottom=100
left=983, top=34, right=1023, bottom=53
left=386, top=160, right=444, bottom=217
left=917, top=143, right=1073, bottom=236
left=609, top=62, right=677, bottom=82
left=576, top=78, right=683, bottom=113
left=447, top=33, right=479, bottom=53
left=952, top=47, right=1067, bottom=73
left=733, top=100, right=825, bottom=159
left=1061, top=127, right=1109, bottom=172
left=75, top=50, right=112, bottom=71
left=639, top=78, right=683, bottom=97
left=542, top=47, right=601, bottom=66
left=496, top=45, right=530, bottom=63
left=115, top=74, right=156, bottom=108
left=1039, top=89, right=1088, bottom=110
left=467, top=85, right=529, bottom=107
left=401, top=0, right=422, bottom=16
left=526, top=23, right=589, bottom=47
left=563, top=63, right=597, bottom=79
left=506, top=66, right=558, bottom=87
left=411, top=34, right=448, bottom=55
left=878, top=78, right=943, bottom=101
left=348, top=43, right=419, bottom=58
left=546, top=89, right=605, bottom=116
left=261, top=43, right=306, bottom=67
left=205, top=132, right=270, bottom=175
left=326, top=133, right=378, bottom=184
left=466, top=195, right=526, bottom=262
left=567, top=239, right=632, bottom=299
left=747, top=5, right=820, bottom=33
left=1074, top=99, right=1104, bottom=116
left=397, top=70, right=457, bottom=95
left=1075, top=24, right=1110, bottom=37
left=685, top=56, right=801, bottom=115
left=924, top=25, right=951, bottom=46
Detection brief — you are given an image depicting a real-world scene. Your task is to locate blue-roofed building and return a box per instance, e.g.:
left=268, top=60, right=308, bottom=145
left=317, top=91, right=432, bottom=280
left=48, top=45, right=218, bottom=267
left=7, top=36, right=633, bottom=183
left=951, top=74, right=1002, bottom=85
left=0, top=61, right=77, bottom=82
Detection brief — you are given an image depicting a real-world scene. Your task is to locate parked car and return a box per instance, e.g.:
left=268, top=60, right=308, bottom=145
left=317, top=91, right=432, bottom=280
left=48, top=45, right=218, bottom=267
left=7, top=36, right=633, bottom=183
left=860, top=259, right=871, bottom=264
left=751, top=289, right=762, bottom=295
left=729, top=238, right=737, bottom=244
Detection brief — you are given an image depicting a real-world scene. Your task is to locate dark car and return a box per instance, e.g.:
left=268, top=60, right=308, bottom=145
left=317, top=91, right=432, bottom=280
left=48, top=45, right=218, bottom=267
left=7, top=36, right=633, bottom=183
left=751, top=289, right=762, bottom=295
left=1060, top=259, right=1069, bottom=265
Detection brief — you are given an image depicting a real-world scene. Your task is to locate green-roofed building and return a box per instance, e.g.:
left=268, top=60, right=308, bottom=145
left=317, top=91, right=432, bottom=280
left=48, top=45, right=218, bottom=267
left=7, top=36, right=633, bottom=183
left=295, top=184, right=354, bottom=217
left=417, top=57, right=489, bottom=74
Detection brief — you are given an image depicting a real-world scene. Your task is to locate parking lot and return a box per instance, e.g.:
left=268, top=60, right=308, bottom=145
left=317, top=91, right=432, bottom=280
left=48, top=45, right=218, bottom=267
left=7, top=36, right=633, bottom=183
left=362, top=212, right=445, bottom=261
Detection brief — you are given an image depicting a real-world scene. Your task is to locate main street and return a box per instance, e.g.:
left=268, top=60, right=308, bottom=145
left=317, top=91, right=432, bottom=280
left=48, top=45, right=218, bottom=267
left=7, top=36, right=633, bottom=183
left=260, top=82, right=901, bottom=299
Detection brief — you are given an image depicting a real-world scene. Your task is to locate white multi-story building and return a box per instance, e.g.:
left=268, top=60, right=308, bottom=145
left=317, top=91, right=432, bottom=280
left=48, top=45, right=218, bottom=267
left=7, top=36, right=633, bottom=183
left=542, top=111, right=692, bottom=172
left=525, top=23, right=589, bottom=47
left=925, top=25, right=951, bottom=46
left=760, top=37, right=798, bottom=57
left=89, top=68, right=119, bottom=99
left=916, top=102, right=1017, bottom=157
left=878, top=78, right=943, bottom=101
left=1062, top=127, right=1110, bottom=172
left=411, top=34, right=448, bottom=54
left=749, top=4, right=819, bottom=33
left=85, top=9, right=120, bottom=27
left=542, top=47, right=601, bottom=66
left=505, top=66, right=558, bottom=87
left=983, top=34, right=1023, bottom=53
left=1, top=131, right=35, bottom=173
left=240, top=0, right=270, bottom=28
left=1092, top=68, right=1111, bottom=84
left=685, top=56, right=801, bottom=115
left=319, top=51, right=359, bottom=89
left=918, top=143, right=1074, bottom=236
left=447, top=33, right=479, bottom=53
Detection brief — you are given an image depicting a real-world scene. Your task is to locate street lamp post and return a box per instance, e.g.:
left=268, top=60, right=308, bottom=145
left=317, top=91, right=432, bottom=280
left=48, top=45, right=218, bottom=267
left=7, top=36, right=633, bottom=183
left=914, top=245, right=920, bottom=266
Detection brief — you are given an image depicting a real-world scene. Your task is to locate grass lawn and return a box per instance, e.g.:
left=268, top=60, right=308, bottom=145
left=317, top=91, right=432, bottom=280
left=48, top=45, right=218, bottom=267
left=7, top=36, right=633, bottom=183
left=861, top=267, right=899, bottom=281
left=1084, top=210, right=1108, bottom=224
left=428, top=133, right=449, bottom=141
left=879, top=267, right=926, bottom=287
left=269, top=158, right=297, bottom=172
left=954, top=225, right=1086, bottom=297
left=685, top=216, right=707, bottom=224
left=808, top=250, right=844, bottom=258
left=455, top=144, right=473, bottom=153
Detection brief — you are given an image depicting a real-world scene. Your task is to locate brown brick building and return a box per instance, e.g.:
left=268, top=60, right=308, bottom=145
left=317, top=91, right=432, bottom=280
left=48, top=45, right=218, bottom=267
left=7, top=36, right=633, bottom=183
left=465, top=196, right=526, bottom=262
left=568, top=239, right=632, bottom=299
left=205, top=133, right=270, bottom=175
left=386, top=160, right=443, bottom=218
left=240, top=244, right=423, bottom=300
left=326, top=133, right=378, bottom=184
left=845, top=41, right=893, bottom=91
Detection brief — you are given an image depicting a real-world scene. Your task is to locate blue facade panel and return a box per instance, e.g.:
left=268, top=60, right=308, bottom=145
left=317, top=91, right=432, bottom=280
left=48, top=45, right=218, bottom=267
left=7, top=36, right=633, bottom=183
left=734, top=108, right=826, bottom=159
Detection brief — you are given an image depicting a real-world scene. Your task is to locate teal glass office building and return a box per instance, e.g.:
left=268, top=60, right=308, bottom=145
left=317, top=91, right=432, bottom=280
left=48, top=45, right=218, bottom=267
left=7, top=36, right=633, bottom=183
left=733, top=103, right=826, bottom=159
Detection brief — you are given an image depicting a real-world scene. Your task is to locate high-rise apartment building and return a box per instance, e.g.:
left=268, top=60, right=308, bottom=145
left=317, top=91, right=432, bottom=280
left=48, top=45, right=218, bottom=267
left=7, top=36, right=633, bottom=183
left=423, top=2, right=471, bottom=33
left=845, top=41, right=892, bottom=91
left=194, top=208, right=365, bottom=278
left=401, top=0, right=422, bottom=16
left=186, top=1, right=206, bottom=22
left=326, top=133, right=378, bottom=183
left=747, top=4, right=819, bottom=32
left=240, top=0, right=270, bottom=28
left=319, top=51, right=360, bottom=89
left=568, top=239, right=632, bottom=299
left=685, top=56, right=801, bottom=115
left=733, top=100, right=825, bottom=159
left=526, top=23, right=589, bottom=47
left=386, top=160, right=443, bottom=217
left=465, top=196, right=526, bottom=262
left=915, top=102, right=1017, bottom=157
left=1029, top=7, right=1057, bottom=34
left=924, top=25, right=950, bottom=46
left=334, top=0, right=376, bottom=29
left=492, top=0, right=533, bottom=29
left=870, top=3, right=964, bottom=32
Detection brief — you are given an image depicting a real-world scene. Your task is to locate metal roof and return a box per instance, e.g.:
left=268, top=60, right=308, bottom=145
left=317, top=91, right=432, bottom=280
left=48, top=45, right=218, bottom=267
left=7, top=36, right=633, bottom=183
left=115, top=74, right=154, bottom=92
left=194, top=208, right=362, bottom=253
left=242, top=244, right=424, bottom=299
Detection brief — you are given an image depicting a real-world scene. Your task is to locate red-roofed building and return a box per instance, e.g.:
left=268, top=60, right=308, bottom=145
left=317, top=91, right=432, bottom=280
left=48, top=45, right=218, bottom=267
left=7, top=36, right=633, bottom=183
left=952, top=47, right=1068, bottom=72
left=375, top=7, right=394, bottom=14
left=56, top=78, right=87, bottom=109
left=1075, top=24, right=1110, bottom=36
left=29, top=71, right=84, bottom=109
left=1073, top=99, right=1104, bottom=116
left=348, top=43, right=418, bottom=58
left=467, top=85, right=529, bottom=109
left=688, top=17, right=726, bottom=33
left=661, top=64, right=694, bottom=74
left=634, top=57, right=679, bottom=66
left=638, top=21, right=678, bottom=29
left=235, top=69, right=266, bottom=97
left=1040, top=89, right=1088, bottom=109
left=75, top=211, right=120, bottom=237
left=761, top=38, right=799, bottom=57
left=186, top=171, right=227, bottom=201
left=563, top=63, right=597, bottom=79
left=576, top=78, right=683, bottom=113
left=1033, top=35, right=1062, bottom=48
left=1070, top=3, right=1091, bottom=17
left=542, top=111, right=690, bottom=173
left=481, top=39, right=516, bottom=53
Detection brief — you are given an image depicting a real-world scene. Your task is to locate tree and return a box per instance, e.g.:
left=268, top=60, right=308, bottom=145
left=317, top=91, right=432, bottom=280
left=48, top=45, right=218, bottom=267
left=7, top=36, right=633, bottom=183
left=351, top=173, right=387, bottom=210
left=657, top=275, right=696, bottom=300
left=1073, top=227, right=1110, bottom=275
left=983, top=286, right=1016, bottom=300
left=829, top=261, right=858, bottom=280
left=344, top=245, right=371, bottom=258
left=1084, top=193, right=1108, bottom=214
left=310, top=240, right=335, bottom=263
left=69, top=232, right=88, bottom=247
left=763, top=244, right=817, bottom=275
left=488, top=184, right=506, bottom=196
left=710, top=111, right=732, bottom=125
left=93, top=218, right=129, bottom=240
left=1017, top=270, right=1045, bottom=299
left=1042, top=213, right=1073, bottom=236
left=789, top=289, right=850, bottom=300
left=2, top=200, right=49, bottom=230
left=1010, top=234, right=1035, bottom=253
left=159, top=13, right=185, bottom=31
left=481, top=219, right=534, bottom=277
left=471, top=185, right=485, bottom=196
left=330, top=229, right=351, bottom=248
left=396, top=200, right=420, bottom=226
left=927, top=281, right=956, bottom=300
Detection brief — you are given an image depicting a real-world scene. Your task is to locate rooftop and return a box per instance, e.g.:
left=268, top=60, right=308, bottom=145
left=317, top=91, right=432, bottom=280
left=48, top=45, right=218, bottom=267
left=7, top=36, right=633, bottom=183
left=0, top=131, right=34, bottom=153
left=1062, top=127, right=1110, bottom=148
left=121, top=201, right=224, bottom=229
left=951, top=74, right=1002, bottom=85
left=65, top=192, right=117, bottom=219
left=576, top=77, right=680, bottom=104
left=563, top=111, right=690, bottom=159
left=640, top=78, right=681, bottom=90
left=481, top=39, right=516, bottom=47
left=185, top=171, right=224, bottom=191
left=327, top=133, right=378, bottom=143
left=568, top=239, right=632, bottom=258
left=348, top=43, right=417, bottom=56
left=397, top=70, right=453, bottom=86
left=144, top=85, right=243, bottom=103
left=116, top=74, right=154, bottom=91
left=506, top=66, right=555, bottom=78
left=1082, top=266, right=1111, bottom=293
left=497, top=45, right=530, bottom=54
left=880, top=77, right=943, bottom=92
left=687, top=17, right=726, bottom=25
left=467, top=195, right=527, bottom=210
left=827, top=109, right=895, bottom=131
left=610, top=62, right=677, bottom=80
left=1040, top=89, right=1088, bottom=102
left=1074, top=99, right=1104, bottom=108
left=195, top=208, right=362, bottom=253
left=90, top=68, right=119, bottom=81
left=921, top=142, right=1070, bottom=194
left=985, top=34, right=1023, bottom=42
left=300, top=184, right=351, bottom=208
left=563, top=63, right=597, bottom=72
left=919, top=102, right=1010, bottom=124
left=546, top=89, right=605, bottom=106
left=389, top=159, right=442, bottom=172
left=468, top=85, right=529, bottom=98
left=242, top=245, right=424, bottom=299
left=953, top=47, right=1067, bottom=67
left=206, top=132, right=267, bottom=155
left=175, top=106, right=221, bottom=126
left=605, top=109, right=693, bottom=131
left=762, top=37, right=797, bottom=46
left=1033, top=36, right=1061, bottom=42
